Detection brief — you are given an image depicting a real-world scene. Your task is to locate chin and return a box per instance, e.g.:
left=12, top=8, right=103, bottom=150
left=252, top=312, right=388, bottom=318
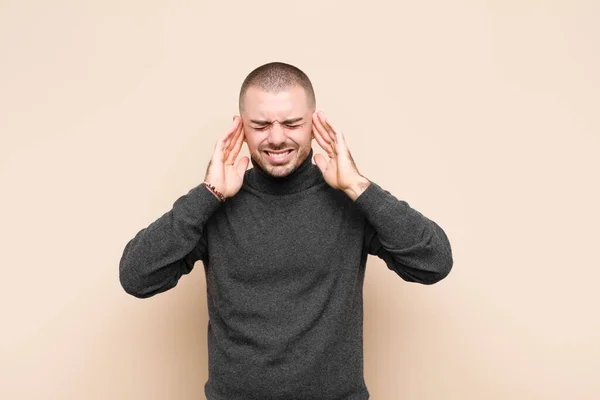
left=253, top=147, right=308, bottom=178
left=261, top=156, right=297, bottom=177
left=264, top=162, right=296, bottom=178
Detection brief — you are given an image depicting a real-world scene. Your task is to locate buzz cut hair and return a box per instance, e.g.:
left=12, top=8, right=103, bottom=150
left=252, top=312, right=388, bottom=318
left=238, top=61, right=316, bottom=112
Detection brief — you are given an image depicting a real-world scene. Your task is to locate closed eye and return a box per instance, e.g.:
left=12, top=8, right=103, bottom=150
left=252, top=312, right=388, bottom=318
left=250, top=123, right=304, bottom=131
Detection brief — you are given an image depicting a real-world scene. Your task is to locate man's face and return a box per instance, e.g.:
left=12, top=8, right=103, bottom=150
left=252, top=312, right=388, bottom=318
left=240, top=85, right=314, bottom=178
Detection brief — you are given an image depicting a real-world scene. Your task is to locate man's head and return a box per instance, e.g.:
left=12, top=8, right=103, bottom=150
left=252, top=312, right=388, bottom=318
left=239, top=62, right=316, bottom=178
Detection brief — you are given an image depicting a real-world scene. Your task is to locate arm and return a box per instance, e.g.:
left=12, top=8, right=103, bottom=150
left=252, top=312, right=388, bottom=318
left=119, top=116, right=249, bottom=298
left=119, top=184, right=222, bottom=298
left=354, top=181, right=453, bottom=285
left=310, top=111, right=452, bottom=283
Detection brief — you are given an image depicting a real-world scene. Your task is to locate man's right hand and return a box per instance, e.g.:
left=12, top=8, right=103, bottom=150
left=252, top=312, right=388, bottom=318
left=204, top=116, right=249, bottom=199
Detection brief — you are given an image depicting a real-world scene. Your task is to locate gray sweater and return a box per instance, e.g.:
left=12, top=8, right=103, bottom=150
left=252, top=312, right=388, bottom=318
left=119, top=149, right=453, bottom=399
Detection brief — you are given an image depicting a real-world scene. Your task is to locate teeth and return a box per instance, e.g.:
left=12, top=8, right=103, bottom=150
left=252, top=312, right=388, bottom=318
left=268, top=151, right=290, bottom=158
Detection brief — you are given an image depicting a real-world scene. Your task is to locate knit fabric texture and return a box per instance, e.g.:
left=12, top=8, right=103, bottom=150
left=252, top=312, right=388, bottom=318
left=119, top=148, right=453, bottom=399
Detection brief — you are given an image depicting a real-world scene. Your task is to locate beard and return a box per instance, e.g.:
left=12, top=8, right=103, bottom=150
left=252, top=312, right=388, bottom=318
left=252, top=145, right=310, bottom=178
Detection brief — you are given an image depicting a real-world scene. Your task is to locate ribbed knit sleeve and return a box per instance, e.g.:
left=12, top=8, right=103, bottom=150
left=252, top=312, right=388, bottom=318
left=119, top=183, right=222, bottom=298
left=354, top=181, right=453, bottom=284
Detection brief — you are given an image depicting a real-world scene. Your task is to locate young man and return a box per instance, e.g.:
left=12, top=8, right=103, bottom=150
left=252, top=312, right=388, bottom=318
left=119, top=62, right=453, bottom=400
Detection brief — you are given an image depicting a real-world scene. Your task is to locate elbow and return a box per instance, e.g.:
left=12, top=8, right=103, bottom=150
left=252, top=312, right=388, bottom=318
left=390, top=252, right=453, bottom=285
left=119, top=257, right=182, bottom=299
left=120, top=277, right=153, bottom=299
left=385, top=233, right=454, bottom=285
left=118, top=241, right=151, bottom=298
left=407, top=245, right=453, bottom=285
left=425, top=252, right=453, bottom=284
left=119, top=260, right=155, bottom=299
left=425, top=223, right=454, bottom=284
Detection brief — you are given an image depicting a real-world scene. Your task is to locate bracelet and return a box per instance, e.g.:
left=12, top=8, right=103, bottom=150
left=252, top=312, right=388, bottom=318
left=203, top=182, right=226, bottom=202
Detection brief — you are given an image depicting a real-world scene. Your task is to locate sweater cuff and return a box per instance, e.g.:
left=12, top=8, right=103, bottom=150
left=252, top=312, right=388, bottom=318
left=180, top=182, right=224, bottom=221
left=353, top=180, right=407, bottom=218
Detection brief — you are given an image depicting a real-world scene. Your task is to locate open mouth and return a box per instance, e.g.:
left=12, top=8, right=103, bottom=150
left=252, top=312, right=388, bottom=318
left=264, top=149, right=293, bottom=163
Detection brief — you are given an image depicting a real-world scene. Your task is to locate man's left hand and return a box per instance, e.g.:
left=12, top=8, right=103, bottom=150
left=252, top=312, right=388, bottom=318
left=312, top=111, right=371, bottom=201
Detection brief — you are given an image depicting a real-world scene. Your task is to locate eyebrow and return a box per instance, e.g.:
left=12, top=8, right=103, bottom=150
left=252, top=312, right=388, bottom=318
left=249, top=117, right=304, bottom=125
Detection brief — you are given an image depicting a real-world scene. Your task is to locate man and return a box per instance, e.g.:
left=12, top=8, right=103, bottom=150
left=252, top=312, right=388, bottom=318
left=119, top=62, right=453, bottom=400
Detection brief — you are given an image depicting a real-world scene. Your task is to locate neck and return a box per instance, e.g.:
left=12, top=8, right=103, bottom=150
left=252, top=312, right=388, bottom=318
left=245, top=148, right=323, bottom=195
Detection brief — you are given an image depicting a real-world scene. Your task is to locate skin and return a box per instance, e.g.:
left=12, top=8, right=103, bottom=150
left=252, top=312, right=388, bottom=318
left=241, top=85, right=314, bottom=178
left=204, top=84, right=371, bottom=201
left=311, top=110, right=372, bottom=200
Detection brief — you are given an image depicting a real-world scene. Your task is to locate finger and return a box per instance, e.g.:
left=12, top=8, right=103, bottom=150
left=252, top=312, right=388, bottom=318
left=320, top=115, right=350, bottom=157
left=235, top=156, right=250, bottom=177
left=318, top=112, right=339, bottom=146
left=312, top=114, right=336, bottom=157
left=222, top=117, right=242, bottom=151
left=326, top=119, right=346, bottom=147
left=225, top=124, right=246, bottom=165
left=223, top=122, right=242, bottom=156
left=223, top=118, right=244, bottom=159
left=312, top=112, right=334, bottom=148
left=311, top=122, right=330, bottom=150
left=312, top=125, right=335, bottom=158
left=214, top=118, right=240, bottom=162
left=327, top=122, right=347, bottom=154
left=213, top=136, right=227, bottom=163
left=313, top=153, right=328, bottom=175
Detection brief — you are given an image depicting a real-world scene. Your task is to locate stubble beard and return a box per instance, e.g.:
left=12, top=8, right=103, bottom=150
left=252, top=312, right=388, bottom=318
left=255, top=146, right=310, bottom=178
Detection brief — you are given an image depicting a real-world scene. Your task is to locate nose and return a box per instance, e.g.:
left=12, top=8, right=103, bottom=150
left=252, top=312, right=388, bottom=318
left=267, top=121, right=286, bottom=146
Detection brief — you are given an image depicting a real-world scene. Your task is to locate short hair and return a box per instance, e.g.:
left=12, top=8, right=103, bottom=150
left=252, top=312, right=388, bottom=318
left=238, top=62, right=316, bottom=112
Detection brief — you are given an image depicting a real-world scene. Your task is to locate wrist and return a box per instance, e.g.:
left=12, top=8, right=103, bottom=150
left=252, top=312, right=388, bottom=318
left=343, top=175, right=371, bottom=201
left=203, top=182, right=226, bottom=202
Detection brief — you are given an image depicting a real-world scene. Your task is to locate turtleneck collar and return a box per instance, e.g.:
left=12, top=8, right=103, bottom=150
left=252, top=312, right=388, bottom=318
left=244, top=148, right=324, bottom=195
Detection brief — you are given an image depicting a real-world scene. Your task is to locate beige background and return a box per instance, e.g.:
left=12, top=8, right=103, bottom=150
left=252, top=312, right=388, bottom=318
left=1, top=1, right=598, bottom=399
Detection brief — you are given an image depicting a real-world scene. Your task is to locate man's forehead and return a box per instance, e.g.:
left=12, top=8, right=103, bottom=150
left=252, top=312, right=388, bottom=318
left=242, top=86, right=310, bottom=118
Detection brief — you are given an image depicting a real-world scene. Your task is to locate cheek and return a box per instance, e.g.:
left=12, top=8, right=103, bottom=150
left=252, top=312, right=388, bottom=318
left=296, top=128, right=314, bottom=146
left=285, top=126, right=311, bottom=141
left=244, top=132, right=267, bottom=152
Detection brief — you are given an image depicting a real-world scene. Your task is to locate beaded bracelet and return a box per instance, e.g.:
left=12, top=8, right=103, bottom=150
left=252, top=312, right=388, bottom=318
left=203, top=182, right=226, bottom=202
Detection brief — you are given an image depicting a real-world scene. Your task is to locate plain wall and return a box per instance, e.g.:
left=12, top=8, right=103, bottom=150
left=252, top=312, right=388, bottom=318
left=1, top=1, right=598, bottom=399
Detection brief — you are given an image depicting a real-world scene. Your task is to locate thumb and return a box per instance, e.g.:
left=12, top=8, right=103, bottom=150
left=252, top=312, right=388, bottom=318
left=313, top=153, right=328, bottom=175
left=235, top=156, right=250, bottom=177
